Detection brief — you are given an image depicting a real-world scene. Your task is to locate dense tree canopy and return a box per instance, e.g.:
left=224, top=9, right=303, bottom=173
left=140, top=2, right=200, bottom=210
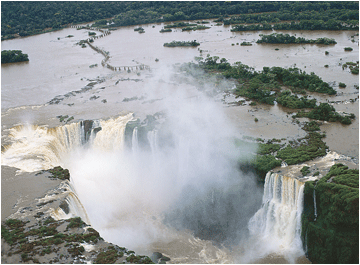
left=1, top=1, right=358, bottom=40
left=256, top=33, right=337, bottom=45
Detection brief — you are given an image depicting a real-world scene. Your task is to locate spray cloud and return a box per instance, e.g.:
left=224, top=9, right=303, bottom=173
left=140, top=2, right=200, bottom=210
left=64, top=63, right=263, bottom=253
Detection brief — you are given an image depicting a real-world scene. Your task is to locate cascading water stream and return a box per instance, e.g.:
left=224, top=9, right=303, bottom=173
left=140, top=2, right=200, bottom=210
left=132, top=127, right=139, bottom=155
left=50, top=181, right=91, bottom=224
left=245, top=172, right=305, bottom=263
left=147, top=130, right=158, bottom=155
left=313, top=181, right=318, bottom=221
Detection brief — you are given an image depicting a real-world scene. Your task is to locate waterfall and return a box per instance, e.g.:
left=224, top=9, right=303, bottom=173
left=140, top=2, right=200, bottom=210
left=1, top=123, right=83, bottom=171
left=132, top=127, right=139, bottom=154
left=281, top=161, right=288, bottom=167
left=50, top=181, right=91, bottom=224
left=313, top=181, right=318, bottom=221
left=91, top=114, right=133, bottom=151
left=147, top=130, right=158, bottom=155
left=1, top=113, right=134, bottom=172
left=247, top=172, right=305, bottom=261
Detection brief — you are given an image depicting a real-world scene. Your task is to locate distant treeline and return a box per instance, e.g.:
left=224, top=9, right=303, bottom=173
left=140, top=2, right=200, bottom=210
left=1, top=1, right=358, bottom=40
left=1, top=50, right=29, bottom=64
left=224, top=4, right=358, bottom=31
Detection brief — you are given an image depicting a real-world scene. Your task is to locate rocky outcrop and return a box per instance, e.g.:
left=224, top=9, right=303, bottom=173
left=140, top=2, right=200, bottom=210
left=302, top=163, right=359, bottom=264
left=1, top=216, right=154, bottom=264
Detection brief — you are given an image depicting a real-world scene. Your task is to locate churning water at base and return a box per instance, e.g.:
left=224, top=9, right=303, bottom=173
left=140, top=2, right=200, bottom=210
left=1, top=111, right=306, bottom=263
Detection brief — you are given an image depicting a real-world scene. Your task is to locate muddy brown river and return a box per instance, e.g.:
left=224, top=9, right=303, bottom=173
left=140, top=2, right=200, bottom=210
left=1, top=20, right=359, bottom=263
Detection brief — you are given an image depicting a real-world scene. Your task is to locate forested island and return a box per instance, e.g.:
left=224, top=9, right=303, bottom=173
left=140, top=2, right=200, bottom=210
left=1, top=50, right=29, bottom=63
left=163, top=40, right=200, bottom=47
left=1, top=1, right=358, bottom=40
left=256, top=33, right=337, bottom=45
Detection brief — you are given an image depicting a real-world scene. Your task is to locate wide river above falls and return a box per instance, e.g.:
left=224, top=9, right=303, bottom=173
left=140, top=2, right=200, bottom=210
left=2, top=22, right=359, bottom=159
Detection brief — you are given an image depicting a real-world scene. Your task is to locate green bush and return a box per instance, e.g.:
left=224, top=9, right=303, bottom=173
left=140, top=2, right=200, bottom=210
left=66, top=217, right=86, bottom=229
left=95, top=249, right=123, bottom=264
left=276, top=90, right=317, bottom=109
left=339, top=82, right=346, bottom=88
left=301, top=166, right=311, bottom=176
left=1, top=50, right=29, bottom=64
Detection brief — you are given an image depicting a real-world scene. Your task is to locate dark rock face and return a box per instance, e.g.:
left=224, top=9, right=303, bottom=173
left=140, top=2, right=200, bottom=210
left=59, top=200, right=70, bottom=214
left=81, top=120, right=101, bottom=143
left=150, top=252, right=163, bottom=263
left=81, top=120, right=93, bottom=142
left=302, top=163, right=359, bottom=264
left=150, top=252, right=171, bottom=264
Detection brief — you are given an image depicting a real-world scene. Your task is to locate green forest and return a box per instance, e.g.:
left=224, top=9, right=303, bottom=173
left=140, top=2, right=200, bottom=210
left=1, top=1, right=358, bottom=40
left=302, top=164, right=359, bottom=263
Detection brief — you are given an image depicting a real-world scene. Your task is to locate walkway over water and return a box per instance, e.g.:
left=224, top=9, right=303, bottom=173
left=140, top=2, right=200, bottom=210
left=72, top=25, right=150, bottom=72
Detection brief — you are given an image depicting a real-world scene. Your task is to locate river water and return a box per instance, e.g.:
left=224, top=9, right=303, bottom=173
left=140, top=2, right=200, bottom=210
left=1, top=20, right=359, bottom=263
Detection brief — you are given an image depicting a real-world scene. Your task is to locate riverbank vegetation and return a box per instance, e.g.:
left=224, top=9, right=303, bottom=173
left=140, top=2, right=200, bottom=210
left=159, top=28, right=172, bottom=33
left=182, top=25, right=211, bottom=31
left=1, top=50, right=29, bottom=64
left=236, top=121, right=328, bottom=181
left=256, top=33, right=337, bottom=45
left=2, top=1, right=358, bottom=40
left=240, top=42, right=252, bottom=46
left=302, top=163, right=359, bottom=263
left=164, top=22, right=197, bottom=29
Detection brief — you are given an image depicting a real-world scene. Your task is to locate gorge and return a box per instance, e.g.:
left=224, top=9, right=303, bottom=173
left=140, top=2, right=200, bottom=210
left=1, top=5, right=359, bottom=263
